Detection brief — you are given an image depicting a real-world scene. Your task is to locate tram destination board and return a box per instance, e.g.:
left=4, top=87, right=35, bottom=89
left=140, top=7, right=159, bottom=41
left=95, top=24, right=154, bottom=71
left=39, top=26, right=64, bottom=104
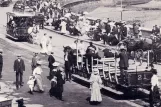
left=126, top=71, right=152, bottom=88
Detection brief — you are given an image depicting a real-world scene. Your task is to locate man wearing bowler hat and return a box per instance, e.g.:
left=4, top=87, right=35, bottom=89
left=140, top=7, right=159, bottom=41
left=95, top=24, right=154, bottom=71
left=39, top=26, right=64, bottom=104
left=0, top=49, right=3, bottom=79
left=14, top=54, right=25, bottom=89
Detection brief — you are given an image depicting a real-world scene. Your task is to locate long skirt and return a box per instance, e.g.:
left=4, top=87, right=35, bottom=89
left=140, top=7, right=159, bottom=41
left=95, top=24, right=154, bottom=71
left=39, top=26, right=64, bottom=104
left=34, top=74, right=44, bottom=91
left=90, top=82, right=102, bottom=102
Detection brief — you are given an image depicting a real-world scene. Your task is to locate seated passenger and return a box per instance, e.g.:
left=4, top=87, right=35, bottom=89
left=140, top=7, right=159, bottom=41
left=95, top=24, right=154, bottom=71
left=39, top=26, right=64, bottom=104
left=103, top=46, right=114, bottom=58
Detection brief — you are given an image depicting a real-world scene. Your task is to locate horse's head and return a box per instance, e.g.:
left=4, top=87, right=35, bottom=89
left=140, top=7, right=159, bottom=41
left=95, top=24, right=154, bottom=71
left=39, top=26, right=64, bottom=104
left=63, top=46, right=72, bottom=53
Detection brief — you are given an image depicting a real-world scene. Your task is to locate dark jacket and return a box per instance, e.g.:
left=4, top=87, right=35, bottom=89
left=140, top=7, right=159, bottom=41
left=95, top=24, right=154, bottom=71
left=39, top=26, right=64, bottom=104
left=121, top=25, right=127, bottom=37
left=56, top=70, right=65, bottom=93
left=105, top=23, right=111, bottom=34
left=116, top=51, right=129, bottom=68
left=64, top=53, right=73, bottom=66
left=14, top=59, right=25, bottom=73
left=48, top=55, right=55, bottom=68
left=0, top=54, right=3, bottom=67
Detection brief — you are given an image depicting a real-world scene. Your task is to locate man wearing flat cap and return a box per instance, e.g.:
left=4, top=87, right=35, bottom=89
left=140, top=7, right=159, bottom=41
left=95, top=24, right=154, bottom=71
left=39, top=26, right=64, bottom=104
left=0, top=49, right=3, bottom=79
left=14, top=54, right=25, bottom=89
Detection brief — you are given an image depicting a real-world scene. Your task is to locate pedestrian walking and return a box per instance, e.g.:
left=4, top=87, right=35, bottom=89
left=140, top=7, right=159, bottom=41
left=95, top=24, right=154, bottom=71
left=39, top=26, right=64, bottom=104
left=40, top=33, right=48, bottom=54
left=149, top=68, right=161, bottom=107
left=48, top=52, right=55, bottom=80
left=31, top=52, right=39, bottom=72
left=55, top=67, right=65, bottom=101
left=33, top=61, right=44, bottom=93
left=89, top=68, right=102, bottom=105
left=0, top=49, right=3, bottom=79
left=14, top=54, right=25, bottom=89
left=51, top=62, right=60, bottom=79
left=49, top=76, right=57, bottom=97
left=47, top=36, right=53, bottom=54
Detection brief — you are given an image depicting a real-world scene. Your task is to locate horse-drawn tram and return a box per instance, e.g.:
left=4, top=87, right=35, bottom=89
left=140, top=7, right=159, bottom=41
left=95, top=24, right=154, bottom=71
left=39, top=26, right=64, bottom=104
left=66, top=42, right=153, bottom=96
left=6, top=12, right=44, bottom=43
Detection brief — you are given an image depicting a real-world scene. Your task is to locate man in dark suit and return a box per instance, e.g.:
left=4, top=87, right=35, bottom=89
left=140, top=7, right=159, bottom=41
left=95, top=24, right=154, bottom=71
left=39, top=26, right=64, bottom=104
left=55, top=67, right=65, bottom=101
left=116, top=46, right=129, bottom=84
left=64, top=50, right=73, bottom=82
left=105, top=22, right=111, bottom=35
left=0, top=49, right=3, bottom=79
left=48, top=52, right=55, bottom=80
left=14, top=54, right=25, bottom=89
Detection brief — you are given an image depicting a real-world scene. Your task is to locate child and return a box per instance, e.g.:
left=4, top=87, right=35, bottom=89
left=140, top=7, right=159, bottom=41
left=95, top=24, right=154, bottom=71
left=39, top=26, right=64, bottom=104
left=49, top=76, right=57, bottom=97
left=27, top=75, right=35, bottom=95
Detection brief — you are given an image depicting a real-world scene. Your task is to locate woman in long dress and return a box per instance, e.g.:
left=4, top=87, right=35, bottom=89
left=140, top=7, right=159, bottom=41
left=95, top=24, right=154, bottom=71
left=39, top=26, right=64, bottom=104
left=89, top=68, right=102, bottom=104
left=33, top=61, right=44, bottom=93
left=60, top=18, right=67, bottom=34
left=40, top=33, right=48, bottom=54
left=47, top=36, right=53, bottom=54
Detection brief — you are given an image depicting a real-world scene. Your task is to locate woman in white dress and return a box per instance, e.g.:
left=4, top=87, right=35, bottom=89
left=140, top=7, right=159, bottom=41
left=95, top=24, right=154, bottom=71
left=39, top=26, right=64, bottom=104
left=40, top=33, right=48, bottom=54
left=33, top=61, right=44, bottom=93
left=60, top=18, right=67, bottom=34
left=89, top=68, right=102, bottom=104
left=47, top=36, right=53, bottom=54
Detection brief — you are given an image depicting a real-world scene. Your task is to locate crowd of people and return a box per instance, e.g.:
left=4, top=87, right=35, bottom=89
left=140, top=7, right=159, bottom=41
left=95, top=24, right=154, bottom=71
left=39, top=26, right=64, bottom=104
left=5, top=0, right=161, bottom=106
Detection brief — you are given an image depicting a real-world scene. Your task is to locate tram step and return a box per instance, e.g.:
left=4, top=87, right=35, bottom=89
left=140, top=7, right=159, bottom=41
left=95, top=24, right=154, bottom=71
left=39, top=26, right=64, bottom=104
left=72, top=74, right=123, bottom=95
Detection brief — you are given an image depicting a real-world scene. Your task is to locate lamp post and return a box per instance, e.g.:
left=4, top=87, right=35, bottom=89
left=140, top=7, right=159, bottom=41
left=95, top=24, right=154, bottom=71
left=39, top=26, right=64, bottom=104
left=121, top=0, right=123, bottom=21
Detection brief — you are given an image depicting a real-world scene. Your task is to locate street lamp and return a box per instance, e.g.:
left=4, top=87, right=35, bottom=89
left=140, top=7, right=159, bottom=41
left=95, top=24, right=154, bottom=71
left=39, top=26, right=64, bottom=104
left=118, top=0, right=123, bottom=21
left=121, top=0, right=123, bottom=21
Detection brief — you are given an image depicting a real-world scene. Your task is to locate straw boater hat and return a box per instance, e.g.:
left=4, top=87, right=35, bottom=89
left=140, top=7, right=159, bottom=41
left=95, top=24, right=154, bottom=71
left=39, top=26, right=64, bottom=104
left=52, top=62, right=60, bottom=67
left=93, top=68, right=99, bottom=75
left=119, top=45, right=126, bottom=51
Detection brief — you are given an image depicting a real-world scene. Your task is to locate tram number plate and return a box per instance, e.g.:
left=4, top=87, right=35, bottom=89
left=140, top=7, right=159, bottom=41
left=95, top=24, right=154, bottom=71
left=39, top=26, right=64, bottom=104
left=138, top=75, right=142, bottom=80
left=127, top=72, right=152, bottom=86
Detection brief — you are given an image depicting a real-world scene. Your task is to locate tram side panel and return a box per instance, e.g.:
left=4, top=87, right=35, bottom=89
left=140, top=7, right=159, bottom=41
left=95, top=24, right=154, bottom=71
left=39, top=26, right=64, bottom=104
left=125, top=70, right=152, bottom=89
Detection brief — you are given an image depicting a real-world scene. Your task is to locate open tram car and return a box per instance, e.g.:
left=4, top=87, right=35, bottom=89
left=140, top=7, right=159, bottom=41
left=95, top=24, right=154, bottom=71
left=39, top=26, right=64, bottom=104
left=71, top=46, right=153, bottom=95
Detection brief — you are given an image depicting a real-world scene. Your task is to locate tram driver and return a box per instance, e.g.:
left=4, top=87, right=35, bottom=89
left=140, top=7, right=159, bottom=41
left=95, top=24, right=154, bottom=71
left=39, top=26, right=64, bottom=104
left=86, top=42, right=97, bottom=69
left=115, top=45, right=129, bottom=84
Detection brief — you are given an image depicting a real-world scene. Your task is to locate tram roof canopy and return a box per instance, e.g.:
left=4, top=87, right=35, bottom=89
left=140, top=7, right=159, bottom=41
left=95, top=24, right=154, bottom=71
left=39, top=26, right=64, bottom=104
left=6, top=12, right=35, bottom=17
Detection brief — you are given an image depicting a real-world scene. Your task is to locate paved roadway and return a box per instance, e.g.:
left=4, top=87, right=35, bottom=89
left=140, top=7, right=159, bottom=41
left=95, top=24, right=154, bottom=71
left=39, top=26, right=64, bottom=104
left=0, top=2, right=159, bottom=107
